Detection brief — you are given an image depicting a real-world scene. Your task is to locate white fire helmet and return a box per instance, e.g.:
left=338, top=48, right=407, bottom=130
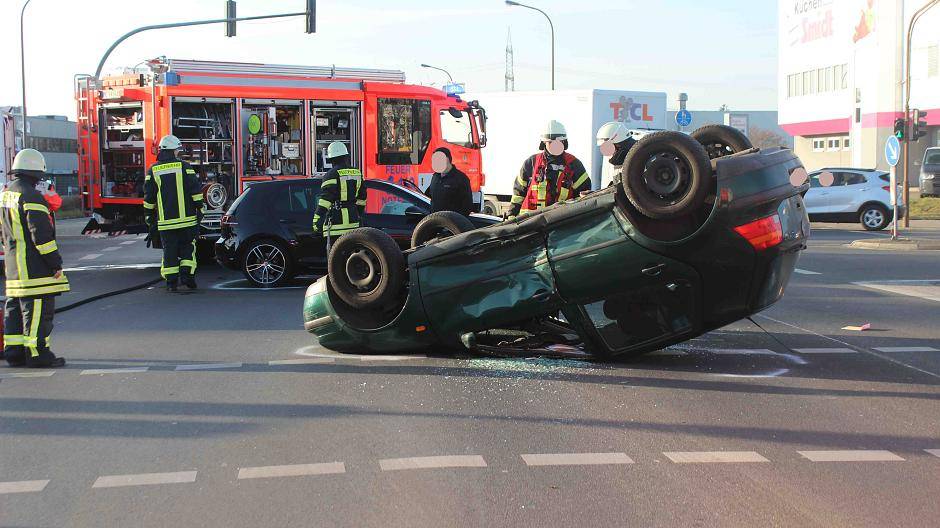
left=540, top=120, right=567, bottom=141
left=158, top=134, right=182, bottom=150
left=595, top=121, right=631, bottom=146
left=327, top=141, right=349, bottom=159
left=11, top=148, right=46, bottom=173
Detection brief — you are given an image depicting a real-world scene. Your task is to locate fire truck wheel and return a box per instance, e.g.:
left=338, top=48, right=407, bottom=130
left=241, top=238, right=294, bottom=288
left=622, top=131, right=712, bottom=220
left=328, top=228, right=405, bottom=309
left=411, top=211, right=475, bottom=248
left=690, top=124, right=753, bottom=160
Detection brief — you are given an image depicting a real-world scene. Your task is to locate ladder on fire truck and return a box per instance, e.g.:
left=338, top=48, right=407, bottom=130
left=159, top=58, right=407, bottom=83
left=74, top=74, right=95, bottom=218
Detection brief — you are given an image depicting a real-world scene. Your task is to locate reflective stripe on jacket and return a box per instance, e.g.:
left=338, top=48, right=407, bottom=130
left=312, top=167, right=366, bottom=236
left=509, top=152, right=590, bottom=216
left=143, top=157, right=204, bottom=231
left=0, top=177, right=70, bottom=297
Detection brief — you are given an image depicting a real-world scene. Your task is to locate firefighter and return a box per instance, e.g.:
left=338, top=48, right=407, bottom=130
left=143, top=135, right=204, bottom=292
left=311, top=142, right=366, bottom=245
left=508, top=120, right=591, bottom=218
left=1, top=149, right=69, bottom=368
left=427, top=147, right=474, bottom=216
left=595, top=121, right=637, bottom=187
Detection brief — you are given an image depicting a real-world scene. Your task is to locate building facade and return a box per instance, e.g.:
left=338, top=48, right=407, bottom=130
left=778, top=0, right=940, bottom=178
left=0, top=107, right=79, bottom=193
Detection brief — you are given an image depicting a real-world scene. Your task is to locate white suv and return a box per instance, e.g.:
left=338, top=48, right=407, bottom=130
left=804, top=168, right=905, bottom=231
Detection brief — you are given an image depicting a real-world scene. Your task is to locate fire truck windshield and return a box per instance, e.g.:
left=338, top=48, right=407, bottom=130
left=439, top=108, right=475, bottom=148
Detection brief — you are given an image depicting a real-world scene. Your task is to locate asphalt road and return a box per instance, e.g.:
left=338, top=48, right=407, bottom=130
left=1, top=221, right=939, bottom=527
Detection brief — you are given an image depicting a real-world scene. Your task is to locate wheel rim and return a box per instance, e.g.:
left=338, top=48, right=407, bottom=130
left=245, top=244, right=287, bottom=286
left=641, top=151, right=692, bottom=203
left=863, top=209, right=884, bottom=228
left=344, top=246, right=383, bottom=294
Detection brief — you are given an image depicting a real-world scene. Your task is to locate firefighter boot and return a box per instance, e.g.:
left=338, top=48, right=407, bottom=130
left=3, top=347, right=27, bottom=367
left=26, top=350, right=66, bottom=368
left=182, top=277, right=198, bottom=290
left=166, top=279, right=179, bottom=292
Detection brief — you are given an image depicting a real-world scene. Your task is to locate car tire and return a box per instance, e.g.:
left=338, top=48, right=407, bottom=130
left=482, top=199, right=501, bottom=217
left=622, top=131, right=712, bottom=219
left=411, top=211, right=476, bottom=248
left=241, top=238, right=294, bottom=288
left=690, top=124, right=753, bottom=160
left=328, top=227, right=406, bottom=309
left=860, top=203, right=889, bottom=231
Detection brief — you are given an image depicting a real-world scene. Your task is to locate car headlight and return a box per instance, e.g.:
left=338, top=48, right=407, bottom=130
left=922, top=174, right=935, bottom=180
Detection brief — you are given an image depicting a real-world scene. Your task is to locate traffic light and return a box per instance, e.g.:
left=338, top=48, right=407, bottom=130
left=305, top=0, right=316, bottom=33
left=912, top=109, right=928, bottom=141
left=225, top=0, right=236, bottom=37
left=894, top=118, right=906, bottom=140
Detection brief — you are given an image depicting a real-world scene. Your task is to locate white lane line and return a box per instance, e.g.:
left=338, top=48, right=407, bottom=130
left=0, top=479, right=49, bottom=494
left=174, top=362, right=243, bottom=371
left=925, top=449, right=940, bottom=458
left=120, top=240, right=137, bottom=245
left=873, top=346, right=938, bottom=353
left=359, top=355, right=428, bottom=361
left=102, top=246, right=121, bottom=252
left=794, top=268, right=821, bottom=275
left=379, top=455, right=487, bottom=471
left=80, top=367, right=150, bottom=375
left=268, top=358, right=335, bottom=365
left=798, top=450, right=904, bottom=462
left=237, top=462, right=345, bottom=480
left=64, top=263, right=161, bottom=272
left=646, top=349, right=687, bottom=357
left=663, top=451, right=770, bottom=464
left=0, top=371, right=56, bottom=379
left=79, top=253, right=103, bottom=260
left=794, top=347, right=858, bottom=354
left=92, top=470, right=197, bottom=489
left=709, top=348, right=778, bottom=355
left=521, top=452, right=634, bottom=466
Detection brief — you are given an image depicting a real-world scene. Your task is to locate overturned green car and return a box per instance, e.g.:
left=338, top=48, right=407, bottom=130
left=303, top=129, right=811, bottom=359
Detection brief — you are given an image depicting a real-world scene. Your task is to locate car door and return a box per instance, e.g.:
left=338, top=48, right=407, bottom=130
left=803, top=171, right=831, bottom=214
left=362, top=180, right=430, bottom=248
left=280, top=181, right=324, bottom=265
left=827, top=171, right=867, bottom=213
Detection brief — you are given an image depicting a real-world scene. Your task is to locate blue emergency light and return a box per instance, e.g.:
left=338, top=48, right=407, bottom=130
left=443, top=83, right=466, bottom=96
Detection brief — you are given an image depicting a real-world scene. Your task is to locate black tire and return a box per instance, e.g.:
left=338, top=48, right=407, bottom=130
left=411, top=211, right=475, bottom=248
left=482, top=199, right=501, bottom=217
left=241, top=238, right=294, bottom=288
left=690, top=124, right=753, bottom=160
left=860, top=203, right=889, bottom=231
left=328, top=227, right=406, bottom=309
left=621, top=131, right=712, bottom=219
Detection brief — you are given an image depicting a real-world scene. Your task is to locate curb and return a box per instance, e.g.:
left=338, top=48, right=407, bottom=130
left=849, top=238, right=940, bottom=251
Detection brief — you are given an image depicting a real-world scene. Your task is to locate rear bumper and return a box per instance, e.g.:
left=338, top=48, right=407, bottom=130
left=214, top=236, right=240, bottom=270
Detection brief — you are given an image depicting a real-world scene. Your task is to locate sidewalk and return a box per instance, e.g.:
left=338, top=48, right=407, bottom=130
left=55, top=217, right=90, bottom=237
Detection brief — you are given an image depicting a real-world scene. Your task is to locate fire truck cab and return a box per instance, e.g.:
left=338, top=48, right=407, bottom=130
left=75, top=58, right=487, bottom=242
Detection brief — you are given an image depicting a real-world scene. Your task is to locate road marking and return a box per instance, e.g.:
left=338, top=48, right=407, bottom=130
left=521, top=453, right=634, bottom=466
left=794, top=268, right=821, bottom=275
left=709, top=348, right=778, bottom=355
left=120, top=240, right=137, bottom=245
left=174, top=362, right=243, bottom=371
left=798, top=450, right=904, bottom=462
left=0, top=480, right=49, bottom=494
left=268, top=358, right=336, bottom=365
left=853, top=280, right=940, bottom=303
left=359, top=355, right=428, bottom=361
left=0, top=371, right=56, bottom=379
left=295, top=346, right=428, bottom=362
left=79, top=253, right=102, bottom=260
left=379, top=455, right=487, bottom=471
left=92, top=471, right=197, bottom=489
left=80, top=367, right=150, bottom=375
left=102, top=246, right=121, bottom=252
left=237, top=462, right=345, bottom=480
left=646, top=349, right=687, bottom=356
left=663, top=451, right=770, bottom=463
left=794, top=347, right=858, bottom=354
left=873, top=346, right=938, bottom=353
left=64, top=263, right=161, bottom=272
left=926, top=449, right=940, bottom=458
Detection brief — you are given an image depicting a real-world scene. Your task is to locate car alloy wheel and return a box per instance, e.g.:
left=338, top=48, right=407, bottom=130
left=245, top=243, right=287, bottom=286
left=862, top=207, right=886, bottom=230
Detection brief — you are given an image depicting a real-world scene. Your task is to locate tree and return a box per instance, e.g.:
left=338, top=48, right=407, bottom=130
left=748, top=126, right=790, bottom=150
left=718, top=104, right=730, bottom=112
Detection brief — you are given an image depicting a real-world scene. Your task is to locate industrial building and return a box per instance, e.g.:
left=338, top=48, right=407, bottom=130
left=0, top=106, right=78, bottom=193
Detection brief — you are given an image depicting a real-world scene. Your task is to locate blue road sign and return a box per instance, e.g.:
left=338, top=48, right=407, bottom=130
left=884, top=135, right=900, bottom=167
left=676, top=109, right=692, bottom=127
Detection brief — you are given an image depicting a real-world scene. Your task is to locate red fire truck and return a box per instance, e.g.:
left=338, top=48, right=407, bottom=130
left=75, top=58, right=487, bottom=242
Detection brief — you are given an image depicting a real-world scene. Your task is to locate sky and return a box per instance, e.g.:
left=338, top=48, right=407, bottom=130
left=0, top=0, right=778, bottom=120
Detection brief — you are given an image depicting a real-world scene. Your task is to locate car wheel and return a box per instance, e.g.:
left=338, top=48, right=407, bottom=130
left=328, top=227, right=406, bottom=309
left=622, top=131, right=712, bottom=219
left=241, top=238, right=294, bottom=288
left=860, top=204, right=889, bottom=231
left=482, top=199, right=501, bottom=217
left=411, top=211, right=476, bottom=248
left=690, top=124, right=753, bottom=160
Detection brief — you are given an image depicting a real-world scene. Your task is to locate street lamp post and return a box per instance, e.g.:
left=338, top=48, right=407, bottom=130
left=420, top=63, right=454, bottom=84
left=506, top=0, right=554, bottom=90
left=20, top=0, right=33, bottom=147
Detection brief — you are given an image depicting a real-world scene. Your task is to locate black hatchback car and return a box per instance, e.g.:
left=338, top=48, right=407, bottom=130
left=215, top=178, right=498, bottom=287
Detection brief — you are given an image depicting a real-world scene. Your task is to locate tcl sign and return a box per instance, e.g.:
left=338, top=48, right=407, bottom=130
left=610, top=98, right=654, bottom=123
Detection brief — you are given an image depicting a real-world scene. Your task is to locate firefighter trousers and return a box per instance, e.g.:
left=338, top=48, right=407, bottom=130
left=160, top=226, right=198, bottom=284
left=3, top=295, right=56, bottom=364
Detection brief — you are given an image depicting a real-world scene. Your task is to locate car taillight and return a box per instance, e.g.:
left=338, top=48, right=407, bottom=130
left=734, top=214, right=783, bottom=251
left=221, top=214, right=237, bottom=226
left=882, top=185, right=890, bottom=192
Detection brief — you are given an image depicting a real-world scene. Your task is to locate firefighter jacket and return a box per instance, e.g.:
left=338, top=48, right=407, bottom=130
left=143, top=152, right=204, bottom=231
left=312, top=166, right=366, bottom=236
left=0, top=177, right=70, bottom=297
left=509, top=152, right=591, bottom=216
